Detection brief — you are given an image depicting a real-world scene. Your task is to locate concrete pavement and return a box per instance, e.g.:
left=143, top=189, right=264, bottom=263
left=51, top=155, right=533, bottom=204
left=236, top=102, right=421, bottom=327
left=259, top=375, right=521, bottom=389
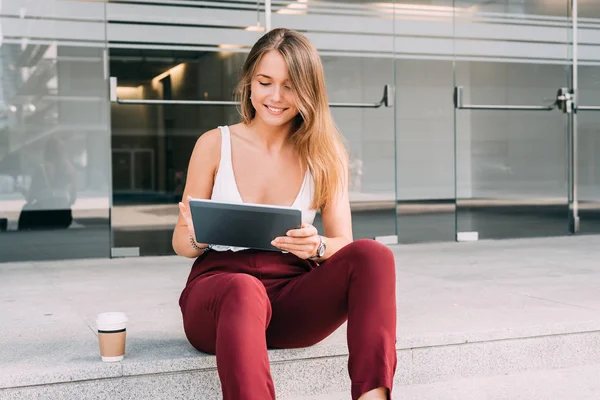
left=1, top=235, right=600, bottom=399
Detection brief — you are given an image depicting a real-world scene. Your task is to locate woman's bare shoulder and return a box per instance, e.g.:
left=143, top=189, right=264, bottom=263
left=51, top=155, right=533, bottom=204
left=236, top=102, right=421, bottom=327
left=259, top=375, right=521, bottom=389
left=188, top=128, right=222, bottom=173
left=195, top=127, right=221, bottom=149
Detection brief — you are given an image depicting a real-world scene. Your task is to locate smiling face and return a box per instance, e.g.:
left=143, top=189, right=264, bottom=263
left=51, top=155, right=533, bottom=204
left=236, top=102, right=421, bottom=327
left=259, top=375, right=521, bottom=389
left=249, top=50, right=299, bottom=128
left=235, top=28, right=347, bottom=211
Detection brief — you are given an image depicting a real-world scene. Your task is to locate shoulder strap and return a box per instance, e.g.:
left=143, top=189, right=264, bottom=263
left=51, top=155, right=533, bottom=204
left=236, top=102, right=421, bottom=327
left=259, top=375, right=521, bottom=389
left=218, top=126, right=232, bottom=168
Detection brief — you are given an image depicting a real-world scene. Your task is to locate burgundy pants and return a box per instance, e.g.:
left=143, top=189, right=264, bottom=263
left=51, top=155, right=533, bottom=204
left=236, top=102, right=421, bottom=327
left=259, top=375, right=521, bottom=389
left=179, top=239, right=397, bottom=400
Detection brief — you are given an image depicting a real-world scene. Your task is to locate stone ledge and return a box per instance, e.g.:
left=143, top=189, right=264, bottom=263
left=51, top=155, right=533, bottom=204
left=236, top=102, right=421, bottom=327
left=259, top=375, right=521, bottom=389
left=2, top=329, right=600, bottom=400
left=3, top=324, right=600, bottom=391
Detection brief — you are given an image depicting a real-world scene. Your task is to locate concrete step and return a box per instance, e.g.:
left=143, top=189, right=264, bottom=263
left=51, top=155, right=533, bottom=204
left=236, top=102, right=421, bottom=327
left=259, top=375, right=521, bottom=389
left=2, top=322, right=600, bottom=400
left=293, top=363, right=600, bottom=400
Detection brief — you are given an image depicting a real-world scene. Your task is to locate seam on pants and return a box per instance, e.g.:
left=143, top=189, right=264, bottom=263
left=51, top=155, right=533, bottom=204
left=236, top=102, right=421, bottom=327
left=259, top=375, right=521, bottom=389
left=254, top=252, right=263, bottom=280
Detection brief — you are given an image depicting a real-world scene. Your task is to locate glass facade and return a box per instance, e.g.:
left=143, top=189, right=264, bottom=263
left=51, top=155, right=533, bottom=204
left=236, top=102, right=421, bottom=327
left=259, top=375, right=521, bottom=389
left=0, top=1, right=111, bottom=261
left=1, top=0, right=599, bottom=262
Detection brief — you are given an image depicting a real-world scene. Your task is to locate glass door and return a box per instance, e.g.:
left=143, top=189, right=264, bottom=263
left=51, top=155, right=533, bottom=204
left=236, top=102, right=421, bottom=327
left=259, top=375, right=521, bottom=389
left=453, top=0, right=576, bottom=240
left=393, top=1, right=458, bottom=244
left=107, top=0, right=267, bottom=257
left=108, top=1, right=398, bottom=256
left=270, top=0, right=398, bottom=243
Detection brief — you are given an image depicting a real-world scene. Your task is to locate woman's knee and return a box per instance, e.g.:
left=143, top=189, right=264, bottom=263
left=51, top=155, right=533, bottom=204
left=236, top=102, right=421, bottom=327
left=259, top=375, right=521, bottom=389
left=182, top=273, right=269, bottom=354
left=220, top=273, right=270, bottom=312
left=342, top=239, right=396, bottom=279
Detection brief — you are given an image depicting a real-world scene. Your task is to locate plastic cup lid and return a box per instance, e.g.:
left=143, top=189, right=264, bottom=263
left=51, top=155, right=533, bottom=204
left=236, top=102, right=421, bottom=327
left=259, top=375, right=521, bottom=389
left=96, top=312, right=128, bottom=325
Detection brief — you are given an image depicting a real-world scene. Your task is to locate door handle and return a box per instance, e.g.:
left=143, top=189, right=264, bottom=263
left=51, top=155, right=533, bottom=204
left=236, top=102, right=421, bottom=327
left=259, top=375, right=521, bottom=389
left=110, top=77, right=393, bottom=108
left=577, top=105, right=600, bottom=111
left=454, top=86, right=558, bottom=111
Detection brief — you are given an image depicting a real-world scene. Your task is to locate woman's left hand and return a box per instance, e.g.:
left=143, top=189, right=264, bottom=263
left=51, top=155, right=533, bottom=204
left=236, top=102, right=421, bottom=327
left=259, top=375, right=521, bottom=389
left=271, top=223, right=321, bottom=260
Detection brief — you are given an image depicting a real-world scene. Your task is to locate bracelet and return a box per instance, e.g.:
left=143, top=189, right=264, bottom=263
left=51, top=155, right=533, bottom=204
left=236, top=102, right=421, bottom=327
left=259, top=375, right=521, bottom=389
left=189, top=235, right=211, bottom=253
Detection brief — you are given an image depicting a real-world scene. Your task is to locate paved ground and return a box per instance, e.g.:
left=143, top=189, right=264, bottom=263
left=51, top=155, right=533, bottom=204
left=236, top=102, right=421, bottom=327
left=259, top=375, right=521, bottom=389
left=1, top=235, right=600, bottom=395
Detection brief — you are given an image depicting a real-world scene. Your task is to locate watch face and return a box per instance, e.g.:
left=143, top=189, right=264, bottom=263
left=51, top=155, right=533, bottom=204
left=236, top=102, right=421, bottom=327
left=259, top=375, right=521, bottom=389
left=318, top=242, right=326, bottom=257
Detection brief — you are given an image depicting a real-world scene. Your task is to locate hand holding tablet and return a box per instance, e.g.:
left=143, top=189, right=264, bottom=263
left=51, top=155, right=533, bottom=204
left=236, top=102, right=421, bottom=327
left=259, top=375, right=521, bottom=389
left=178, top=196, right=196, bottom=240
left=188, top=198, right=303, bottom=251
left=271, top=223, right=324, bottom=260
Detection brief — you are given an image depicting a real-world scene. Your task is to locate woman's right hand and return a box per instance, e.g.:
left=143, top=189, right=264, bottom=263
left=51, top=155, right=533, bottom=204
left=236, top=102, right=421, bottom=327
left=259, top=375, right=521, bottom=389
left=178, top=195, right=196, bottom=241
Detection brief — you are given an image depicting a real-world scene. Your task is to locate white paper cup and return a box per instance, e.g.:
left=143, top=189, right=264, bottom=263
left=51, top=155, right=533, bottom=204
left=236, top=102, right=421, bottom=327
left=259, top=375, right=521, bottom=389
left=96, top=312, right=128, bottom=362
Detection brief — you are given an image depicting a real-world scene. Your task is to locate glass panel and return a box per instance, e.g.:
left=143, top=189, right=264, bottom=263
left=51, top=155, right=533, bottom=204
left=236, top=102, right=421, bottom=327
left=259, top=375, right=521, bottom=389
left=133, top=150, right=154, bottom=191
left=453, top=0, right=571, bottom=240
left=393, top=1, right=456, bottom=243
left=577, top=2, right=600, bottom=233
left=0, top=0, right=111, bottom=262
left=112, top=150, right=132, bottom=191
left=109, top=1, right=265, bottom=256
left=272, top=0, right=398, bottom=241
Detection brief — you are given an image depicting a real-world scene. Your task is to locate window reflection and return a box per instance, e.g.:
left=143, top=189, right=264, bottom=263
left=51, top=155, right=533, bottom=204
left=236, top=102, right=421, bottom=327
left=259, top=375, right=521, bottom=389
left=0, top=41, right=110, bottom=261
left=17, top=137, right=77, bottom=230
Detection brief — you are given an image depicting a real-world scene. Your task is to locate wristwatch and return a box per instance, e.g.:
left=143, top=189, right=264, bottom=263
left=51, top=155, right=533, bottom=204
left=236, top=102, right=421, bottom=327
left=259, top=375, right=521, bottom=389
left=309, top=236, right=326, bottom=260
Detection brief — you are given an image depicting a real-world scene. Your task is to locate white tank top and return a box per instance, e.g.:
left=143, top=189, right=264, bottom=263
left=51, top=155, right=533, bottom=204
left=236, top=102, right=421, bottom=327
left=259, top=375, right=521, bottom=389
left=209, top=125, right=317, bottom=252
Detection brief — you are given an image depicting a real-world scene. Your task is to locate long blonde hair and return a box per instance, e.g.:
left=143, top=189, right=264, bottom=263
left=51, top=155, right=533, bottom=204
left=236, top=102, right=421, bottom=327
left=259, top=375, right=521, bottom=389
left=235, top=28, right=348, bottom=210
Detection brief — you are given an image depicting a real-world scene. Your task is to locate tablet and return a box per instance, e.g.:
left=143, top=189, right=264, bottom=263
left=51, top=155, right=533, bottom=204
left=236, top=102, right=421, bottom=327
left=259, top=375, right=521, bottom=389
left=188, top=198, right=302, bottom=251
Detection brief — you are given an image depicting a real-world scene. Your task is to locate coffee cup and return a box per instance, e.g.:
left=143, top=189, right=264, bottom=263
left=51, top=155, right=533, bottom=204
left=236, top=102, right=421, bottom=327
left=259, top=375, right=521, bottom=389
left=96, top=312, right=128, bottom=362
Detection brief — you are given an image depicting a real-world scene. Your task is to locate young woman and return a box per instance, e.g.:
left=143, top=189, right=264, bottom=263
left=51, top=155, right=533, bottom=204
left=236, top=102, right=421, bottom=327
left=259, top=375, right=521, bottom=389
left=173, top=28, right=397, bottom=400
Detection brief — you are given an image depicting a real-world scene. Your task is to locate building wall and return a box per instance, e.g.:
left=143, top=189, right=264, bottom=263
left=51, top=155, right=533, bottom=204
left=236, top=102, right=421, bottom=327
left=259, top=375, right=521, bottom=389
left=1, top=0, right=600, bottom=261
